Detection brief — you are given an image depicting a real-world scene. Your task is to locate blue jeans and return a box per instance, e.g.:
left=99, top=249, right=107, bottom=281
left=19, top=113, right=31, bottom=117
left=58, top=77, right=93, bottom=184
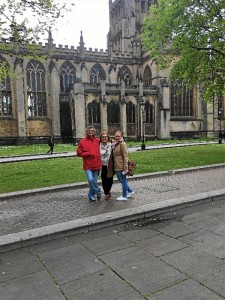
left=116, top=170, right=133, bottom=198
left=84, top=170, right=100, bottom=200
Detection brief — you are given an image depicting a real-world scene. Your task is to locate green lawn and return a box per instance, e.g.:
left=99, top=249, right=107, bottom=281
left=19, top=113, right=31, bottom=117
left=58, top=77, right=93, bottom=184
left=0, top=143, right=224, bottom=194
left=0, top=144, right=76, bottom=156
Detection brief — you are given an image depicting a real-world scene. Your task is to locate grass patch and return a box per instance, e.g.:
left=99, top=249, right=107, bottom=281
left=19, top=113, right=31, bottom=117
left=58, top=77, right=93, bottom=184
left=1, top=157, right=85, bottom=193
left=1, top=144, right=225, bottom=194
left=131, top=144, right=225, bottom=172
left=0, top=144, right=76, bottom=157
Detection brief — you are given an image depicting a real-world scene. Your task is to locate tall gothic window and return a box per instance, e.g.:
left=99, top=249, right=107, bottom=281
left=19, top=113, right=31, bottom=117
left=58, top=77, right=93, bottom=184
left=145, top=102, right=153, bottom=123
left=107, top=101, right=120, bottom=124
left=60, top=61, right=76, bottom=92
left=170, top=80, right=194, bottom=117
left=0, top=58, right=12, bottom=117
left=27, top=60, right=47, bottom=117
left=141, top=0, right=145, bottom=12
left=126, top=101, right=136, bottom=123
left=143, top=65, right=152, bottom=87
left=117, top=66, right=132, bottom=86
left=88, top=100, right=100, bottom=124
left=90, top=64, right=106, bottom=83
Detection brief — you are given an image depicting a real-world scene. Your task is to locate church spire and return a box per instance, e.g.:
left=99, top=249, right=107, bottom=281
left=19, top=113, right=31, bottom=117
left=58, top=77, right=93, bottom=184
left=79, top=31, right=85, bottom=57
left=47, top=27, right=54, bottom=50
left=79, top=31, right=85, bottom=48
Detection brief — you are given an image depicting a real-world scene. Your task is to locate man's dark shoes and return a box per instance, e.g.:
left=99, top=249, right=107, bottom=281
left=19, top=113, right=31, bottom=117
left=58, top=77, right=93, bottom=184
left=89, top=198, right=97, bottom=202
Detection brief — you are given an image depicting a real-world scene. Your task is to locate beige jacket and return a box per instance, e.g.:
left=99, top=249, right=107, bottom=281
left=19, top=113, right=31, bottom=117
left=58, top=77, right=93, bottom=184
left=113, top=141, right=129, bottom=171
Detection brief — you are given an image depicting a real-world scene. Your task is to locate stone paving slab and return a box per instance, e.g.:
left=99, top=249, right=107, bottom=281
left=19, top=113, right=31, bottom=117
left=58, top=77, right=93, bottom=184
left=148, top=279, right=224, bottom=300
left=0, top=271, right=64, bottom=300
left=40, top=243, right=107, bottom=285
left=0, top=256, right=43, bottom=283
left=61, top=269, right=144, bottom=300
left=179, top=230, right=225, bottom=258
left=99, top=246, right=187, bottom=295
left=161, top=246, right=225, bottom=298
left=138, top=233, right=187, bottom=257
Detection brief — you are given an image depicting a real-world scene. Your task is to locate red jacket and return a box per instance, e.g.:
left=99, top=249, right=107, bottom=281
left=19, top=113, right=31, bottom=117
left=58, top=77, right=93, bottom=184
left=77, top=135, right=102, bottom=170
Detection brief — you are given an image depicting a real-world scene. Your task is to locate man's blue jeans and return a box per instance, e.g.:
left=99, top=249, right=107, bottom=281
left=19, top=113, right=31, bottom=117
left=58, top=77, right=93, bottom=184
left=116, top=170, right=133, bottom=198
left=84, top=169, right=100, bottom=200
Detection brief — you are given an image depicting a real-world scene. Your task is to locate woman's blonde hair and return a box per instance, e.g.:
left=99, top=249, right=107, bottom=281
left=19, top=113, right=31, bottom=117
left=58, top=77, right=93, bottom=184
left=114, top=131, right=123, bottom=137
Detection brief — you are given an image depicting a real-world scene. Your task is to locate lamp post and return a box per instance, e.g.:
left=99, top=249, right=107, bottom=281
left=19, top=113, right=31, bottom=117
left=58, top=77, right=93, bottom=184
left=218, top=97, right=223, bottom=144
left=218, top=102, right=223, bottom=144
left=140, top=97, right=146, bottom=150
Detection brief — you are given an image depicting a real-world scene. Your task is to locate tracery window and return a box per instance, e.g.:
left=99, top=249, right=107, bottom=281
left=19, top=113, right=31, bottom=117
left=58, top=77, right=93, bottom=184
left=27, top=60, right=47, bottom=117
left=143, top=65, right=152, bottom=87
left=141, top=0, right=145, bottom=12
left=60, top=61, right=76, bottom=92
left=126, top=101, right=136, bottom=123
left=90, top=64, right=106, bottom=83
left=88, top=100, right=100, bottom=124
left=117, top=66, right=132, bottom=86
left=145, top=102, right=153, bottom=123
left=0, top=58, right=12, bottom=117
left=107, top=100, right=120, bottom=124
left=170, top=80, right=194, bottom=117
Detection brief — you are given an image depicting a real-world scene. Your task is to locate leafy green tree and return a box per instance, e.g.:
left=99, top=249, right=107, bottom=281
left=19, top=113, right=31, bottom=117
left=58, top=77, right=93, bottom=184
left=142, top=0, right=225, bottom=100
left=0, top=0, right=72, bottom=73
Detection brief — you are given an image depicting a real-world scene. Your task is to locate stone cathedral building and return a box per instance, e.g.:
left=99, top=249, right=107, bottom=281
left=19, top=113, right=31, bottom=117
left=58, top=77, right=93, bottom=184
left=0, top=0, right=222, bottom=145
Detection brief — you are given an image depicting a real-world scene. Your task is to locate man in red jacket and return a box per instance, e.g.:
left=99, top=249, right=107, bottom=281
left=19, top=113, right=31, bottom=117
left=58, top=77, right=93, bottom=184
left=77, top=125, right=102, bottom=202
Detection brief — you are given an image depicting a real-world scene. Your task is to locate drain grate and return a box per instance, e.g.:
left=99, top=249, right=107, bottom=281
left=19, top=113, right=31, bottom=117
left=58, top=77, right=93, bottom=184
left=144, top=184, right=180, bottom=193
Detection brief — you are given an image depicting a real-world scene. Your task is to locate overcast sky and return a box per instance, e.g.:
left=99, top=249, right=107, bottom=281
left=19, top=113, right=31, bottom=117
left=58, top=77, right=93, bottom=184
left=51, top=0, right=109, bottom=50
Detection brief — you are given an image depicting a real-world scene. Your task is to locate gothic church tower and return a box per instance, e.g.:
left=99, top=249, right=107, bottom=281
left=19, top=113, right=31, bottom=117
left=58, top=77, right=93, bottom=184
left=108, top=0, right=153, bottom=57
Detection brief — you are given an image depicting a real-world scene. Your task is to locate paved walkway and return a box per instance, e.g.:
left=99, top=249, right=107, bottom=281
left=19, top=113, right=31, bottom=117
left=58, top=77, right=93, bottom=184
left=1, top=189, right=225, bottom=299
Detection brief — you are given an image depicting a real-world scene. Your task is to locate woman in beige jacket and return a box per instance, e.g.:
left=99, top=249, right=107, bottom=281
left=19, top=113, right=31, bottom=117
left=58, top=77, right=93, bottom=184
left=111, top=131, right=135, bottom=201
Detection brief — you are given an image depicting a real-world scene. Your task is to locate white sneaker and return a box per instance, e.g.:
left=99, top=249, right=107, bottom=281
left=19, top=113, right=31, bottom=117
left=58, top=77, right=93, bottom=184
left=116, top=196, right=128, bottom=201
left=127, top=191, right=135, bottom=198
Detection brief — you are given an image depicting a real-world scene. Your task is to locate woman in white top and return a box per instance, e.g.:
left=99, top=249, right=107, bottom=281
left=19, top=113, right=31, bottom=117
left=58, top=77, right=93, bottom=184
left=100, top=132, right=113, bottom=200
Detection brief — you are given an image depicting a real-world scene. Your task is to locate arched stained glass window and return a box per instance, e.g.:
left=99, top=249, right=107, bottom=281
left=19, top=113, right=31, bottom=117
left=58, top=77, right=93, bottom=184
left=145, top=102, right=153, bottom=123
left=0, top=58, right=12, bottom=117
left=90, top=64, right=106, bottom=83
left=141, top=0, right=145, bottom=12
left=117, top=66, right=132, bottom=86
left=143, top=65, right=152, bottom=87
left=27, top=60, right=47, bottom=117
left=126, top=101, right=136, bottom=123
left=88, top=100, right=100, bottom=124
left=60, top=61, right=76, bottom=92
left=107, top=101, right=119, bottom=124
left=171, top=80, right=194, bottom=117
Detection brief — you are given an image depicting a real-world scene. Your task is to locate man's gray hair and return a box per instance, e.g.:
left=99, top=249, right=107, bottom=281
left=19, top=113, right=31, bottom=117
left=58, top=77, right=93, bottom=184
left=86, top=125, right=96, bottom=131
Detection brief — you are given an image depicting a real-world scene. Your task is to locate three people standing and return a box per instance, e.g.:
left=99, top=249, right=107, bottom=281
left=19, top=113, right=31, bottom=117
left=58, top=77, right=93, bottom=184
left=78, top=127, right=134, bottom=202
